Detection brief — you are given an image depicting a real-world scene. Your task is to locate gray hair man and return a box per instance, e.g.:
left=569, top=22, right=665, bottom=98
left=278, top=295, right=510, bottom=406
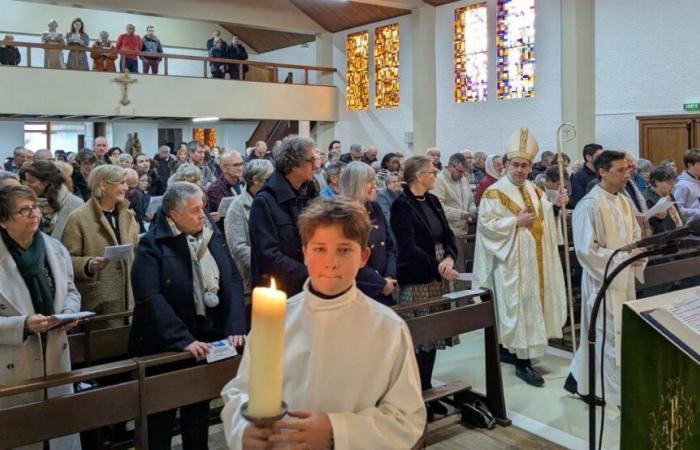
left=207, top=150, right=245, bottom=229
left=426, top=147, right=442, bottom=170
left=5, top=146, right=32, bottom=173
left=246, top=140, right=271, bottom=163
left=340, top=143, right=364, bottom=164
left=93, top=136, right=109, bottom=163
left=249, top=136, right=318, bottom=295
left=432, top=152, right=477, bottom=283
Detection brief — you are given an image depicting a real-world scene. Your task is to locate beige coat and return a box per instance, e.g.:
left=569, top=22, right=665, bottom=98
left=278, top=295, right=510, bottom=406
left=432, top=169, right=478, bottom=237
left=0, top=232, right=81, bottom=450
left=61, top=198, right=139, bottom=325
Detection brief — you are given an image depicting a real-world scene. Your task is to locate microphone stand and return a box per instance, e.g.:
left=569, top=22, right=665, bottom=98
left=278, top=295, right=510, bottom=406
left=587, top=242, right=682, bottom=450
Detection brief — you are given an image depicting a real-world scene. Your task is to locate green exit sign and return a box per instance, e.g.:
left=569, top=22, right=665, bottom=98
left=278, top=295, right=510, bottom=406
left=684, top=102, right=700, bottom=111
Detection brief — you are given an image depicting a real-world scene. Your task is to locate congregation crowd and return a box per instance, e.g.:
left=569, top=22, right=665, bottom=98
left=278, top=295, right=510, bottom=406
left=0, top=18, right=249, bottom=79
left=1, top=131, right=699, bottom=449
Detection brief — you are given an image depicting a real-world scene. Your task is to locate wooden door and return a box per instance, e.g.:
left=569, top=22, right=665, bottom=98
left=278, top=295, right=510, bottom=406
left=638, top=116, right=693, bottom=167
left=693, top=119, right=700, bottom=149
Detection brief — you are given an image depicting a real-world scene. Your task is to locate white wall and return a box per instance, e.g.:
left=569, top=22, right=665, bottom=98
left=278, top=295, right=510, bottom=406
left=0, top=0, right=232, bottom=50
left=435, top=0, right=562, bottom=157
left=111, top=120, right=258, bottom=155
left=0, top=121, right=25, bottom=161
left=331, top=14, right=414, bottom=154
left=255, top=42, right=317, bottom=85
left=595, top=0, right=700, bottom=153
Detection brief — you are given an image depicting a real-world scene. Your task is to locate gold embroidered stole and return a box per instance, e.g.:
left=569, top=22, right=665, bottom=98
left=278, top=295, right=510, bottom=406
left=482, top=184, right=546, bottom=305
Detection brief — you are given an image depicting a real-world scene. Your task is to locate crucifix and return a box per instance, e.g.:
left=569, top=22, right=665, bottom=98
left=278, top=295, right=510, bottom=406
left=112, top=71, right=137, bottom=106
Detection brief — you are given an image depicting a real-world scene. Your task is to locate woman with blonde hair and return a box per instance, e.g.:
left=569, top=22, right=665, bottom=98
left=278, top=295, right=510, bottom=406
left=61, top=165, right=139, bottom=327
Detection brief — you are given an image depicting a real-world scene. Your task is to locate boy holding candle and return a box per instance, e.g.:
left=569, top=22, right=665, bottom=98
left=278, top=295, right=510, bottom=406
left=221, top=197, right=426, bottom=450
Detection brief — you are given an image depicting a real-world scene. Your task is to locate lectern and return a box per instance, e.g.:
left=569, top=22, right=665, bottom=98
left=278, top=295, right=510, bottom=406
left=621, top=287, right=700, bottom=449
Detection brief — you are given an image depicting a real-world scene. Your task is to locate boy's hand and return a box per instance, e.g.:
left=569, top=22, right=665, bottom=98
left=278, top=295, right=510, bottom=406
left=269, top=410, right=333, bottom=450
left=242, top=423, right=273, bottom=449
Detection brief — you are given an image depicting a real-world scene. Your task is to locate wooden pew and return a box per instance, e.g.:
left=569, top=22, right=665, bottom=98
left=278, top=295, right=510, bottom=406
left=133, top=352, right=241, bottom=449
left=395, top=288, right=510, bottom=427
left=0, top=360, right=139, bottom=448
left=69, top=311, right=132, bottom=367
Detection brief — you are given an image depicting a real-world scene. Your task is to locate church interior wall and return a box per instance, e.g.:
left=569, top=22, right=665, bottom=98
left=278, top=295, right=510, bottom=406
left=434, top=0, right=563, bottom=158
left=254, top=41, right=318, bottom=86
left=0, top=0, right=234, bottom=51
left=0, top=120, right=25, bottom=158
left=594, top=0, right=700, bottom=154
left=330, top=14, right=415, bottom=155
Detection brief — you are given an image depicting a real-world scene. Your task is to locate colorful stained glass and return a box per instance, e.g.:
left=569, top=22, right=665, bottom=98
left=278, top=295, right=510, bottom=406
left=497, top=0, right=536, bottom=99
left=192, top=128, right=217, bottom=147
left=374, top=23, right=400, bottom=109
left=454, top=3, right=488, bottom=103
left=346, top=31, right=369, bottom=112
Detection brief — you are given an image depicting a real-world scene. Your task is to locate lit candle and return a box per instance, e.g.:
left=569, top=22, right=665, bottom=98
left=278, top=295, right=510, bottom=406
left=248, top=278, right=287, bottom=418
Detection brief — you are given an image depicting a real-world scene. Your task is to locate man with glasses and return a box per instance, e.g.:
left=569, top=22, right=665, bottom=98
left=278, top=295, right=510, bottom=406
left=207, top=150, right=245, bottom=230
left=473, top=128, right=569, bottom=388
left=432, top=153, right=477, bottom=281
left=249, top=136, right=319, bottom=296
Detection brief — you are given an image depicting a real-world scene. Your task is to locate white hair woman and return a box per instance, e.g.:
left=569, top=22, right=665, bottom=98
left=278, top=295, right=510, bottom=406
left=61, top=165, right=139, bottom=327
left=224, top=159, right=274, bottom=297
left=338, top=161, right=397, bottom=306
left=0, top=185, right=82, bottom=449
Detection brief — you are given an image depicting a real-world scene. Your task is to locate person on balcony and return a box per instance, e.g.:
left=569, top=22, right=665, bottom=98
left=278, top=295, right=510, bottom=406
left=141, top=25, right=163, bottom=75
left=41, top=19, right=65, bottom=69
left=209, top=38, right=227, bottom=79
left=227, top=34, right=248, bottom=80
left=0, top=35, right=21, bottom=66
left=91, top=31, right=117, bottom=72
left=207, top=30, right=226, bottom=52
left=65, top=17, right=89, bottom=71
left=116, top=23, right=141, bottom=73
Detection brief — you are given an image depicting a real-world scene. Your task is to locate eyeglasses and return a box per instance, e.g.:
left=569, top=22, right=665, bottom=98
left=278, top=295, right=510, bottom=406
left=419, top=170, right=439, bottom=176
left=223, top=162, right=244, bottom=168
left=12, top=205, right=40, bottom=217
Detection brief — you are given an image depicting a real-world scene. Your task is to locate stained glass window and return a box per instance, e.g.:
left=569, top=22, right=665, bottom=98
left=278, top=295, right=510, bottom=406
left=346, top=31, right=369, bottom=112
left=497, top=0, right=535, bottom=99
left=374, top=23, right=400, bottom=109
left=454, top=3, right=488, bottom=103
left=193, top=128, right=217, bottom=147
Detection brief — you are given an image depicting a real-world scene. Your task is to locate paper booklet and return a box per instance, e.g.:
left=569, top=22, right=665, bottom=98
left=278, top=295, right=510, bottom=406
left=644, top=195, right=675, bottom=220
left=217, top=196, right=235, bottom=216
left=641, top=294, right=700, bottom=364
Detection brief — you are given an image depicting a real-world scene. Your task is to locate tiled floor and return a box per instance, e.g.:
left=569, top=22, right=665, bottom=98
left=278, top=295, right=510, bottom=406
left=433, top=330, right=620, bottom=450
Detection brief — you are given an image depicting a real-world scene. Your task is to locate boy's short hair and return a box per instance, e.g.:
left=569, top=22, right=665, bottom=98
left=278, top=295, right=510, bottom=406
left=298, top=197, right=370, bottom=249
left=683, top=148, right=700, bottom=168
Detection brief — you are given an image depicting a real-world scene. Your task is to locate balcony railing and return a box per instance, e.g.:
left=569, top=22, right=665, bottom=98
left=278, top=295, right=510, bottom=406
left=3, top=41, right=336, bottom=85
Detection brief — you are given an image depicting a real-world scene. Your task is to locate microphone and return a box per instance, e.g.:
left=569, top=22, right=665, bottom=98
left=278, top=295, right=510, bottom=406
left=619, top=218, right=700, bottom=251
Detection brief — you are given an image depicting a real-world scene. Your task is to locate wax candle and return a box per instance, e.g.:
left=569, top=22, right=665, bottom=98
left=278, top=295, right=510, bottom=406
left=248, top=278, right=287, bottom=418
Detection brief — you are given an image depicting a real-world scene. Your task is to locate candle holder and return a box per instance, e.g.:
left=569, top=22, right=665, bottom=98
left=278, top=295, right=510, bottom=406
left=241, top=401, right=288, bottom=427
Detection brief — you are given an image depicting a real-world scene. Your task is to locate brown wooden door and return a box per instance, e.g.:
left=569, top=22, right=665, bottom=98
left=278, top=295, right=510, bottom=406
left=638, top=116, right=693, bottom=167
left=693, top=119, right=700, bottom=149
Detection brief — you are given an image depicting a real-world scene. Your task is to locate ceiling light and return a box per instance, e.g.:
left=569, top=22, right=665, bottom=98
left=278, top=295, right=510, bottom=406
left=192, top=117, right=219, bottom=122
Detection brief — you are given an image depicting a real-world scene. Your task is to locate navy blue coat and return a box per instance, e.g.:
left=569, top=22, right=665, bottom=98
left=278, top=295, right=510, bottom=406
left=356, top=201, right=397, bottom=306
left=249, top=170, right=317, bottom=296
left=570, top=164, right=598, bottom=207
left=128, top=210, right=246, bottom=356
left=391, top=186, right=457, bottom=285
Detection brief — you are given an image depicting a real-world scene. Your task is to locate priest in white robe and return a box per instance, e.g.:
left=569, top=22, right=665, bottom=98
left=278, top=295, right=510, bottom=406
left=566, top=150, right=645, bottom=406
left=473, top=128, right=568, bottom=387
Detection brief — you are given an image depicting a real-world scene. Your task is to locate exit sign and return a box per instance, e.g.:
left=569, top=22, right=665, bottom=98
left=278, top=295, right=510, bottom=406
left=684, top=102, right=700, bottom=111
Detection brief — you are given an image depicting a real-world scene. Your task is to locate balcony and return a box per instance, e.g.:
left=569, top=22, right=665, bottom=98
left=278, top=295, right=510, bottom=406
left=0, top=41, right=338, bottom=122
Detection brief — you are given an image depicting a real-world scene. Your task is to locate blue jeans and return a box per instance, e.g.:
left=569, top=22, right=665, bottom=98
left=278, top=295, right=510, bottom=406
left=123, top=59, right=138, bottom=73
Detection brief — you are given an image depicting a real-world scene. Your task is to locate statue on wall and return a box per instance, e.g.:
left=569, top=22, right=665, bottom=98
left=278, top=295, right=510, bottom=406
left=125, top=132, right=142, bottom=156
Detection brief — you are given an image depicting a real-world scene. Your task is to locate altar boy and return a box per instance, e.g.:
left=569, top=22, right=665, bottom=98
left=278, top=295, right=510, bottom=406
left=221, top=197, right=426, bottom=450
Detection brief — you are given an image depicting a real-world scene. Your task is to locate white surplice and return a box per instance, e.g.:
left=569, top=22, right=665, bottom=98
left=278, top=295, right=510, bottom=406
left=473, top=176, right=567, bottom=360
left=569, top=185, right=644, bottom=403
left=220, top=280, right=426, bottom=450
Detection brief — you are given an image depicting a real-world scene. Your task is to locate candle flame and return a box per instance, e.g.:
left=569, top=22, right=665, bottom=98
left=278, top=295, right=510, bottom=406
left=270, top=278, right=276, bottom=290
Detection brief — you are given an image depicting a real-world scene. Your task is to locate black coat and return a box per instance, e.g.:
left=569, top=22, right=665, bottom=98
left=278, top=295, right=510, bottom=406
left=356, top=201, right=397, bottom=306
left=571, top=164, right=598, bottom=207
left=249, top=170, right=317, bottom=296
left=0, top=46, right=21, bottom=65
left=227, top=43, right=248, bottom=78
left=128, top=210, right=246, bottom=356
left=391, top=186, right=458, bottom=285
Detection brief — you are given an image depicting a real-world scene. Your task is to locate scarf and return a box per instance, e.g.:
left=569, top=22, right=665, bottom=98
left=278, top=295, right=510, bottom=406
left=1, top=229, right=54, bottom=316
left=38, top=185, right=70, bottom=235
left=167, top=218, right=219, bottom=317
left=485, top=155, right=502, bottom=179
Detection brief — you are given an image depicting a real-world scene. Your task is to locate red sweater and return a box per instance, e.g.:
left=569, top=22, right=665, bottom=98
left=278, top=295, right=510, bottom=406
left=116, top=33, right=142, bottom=59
